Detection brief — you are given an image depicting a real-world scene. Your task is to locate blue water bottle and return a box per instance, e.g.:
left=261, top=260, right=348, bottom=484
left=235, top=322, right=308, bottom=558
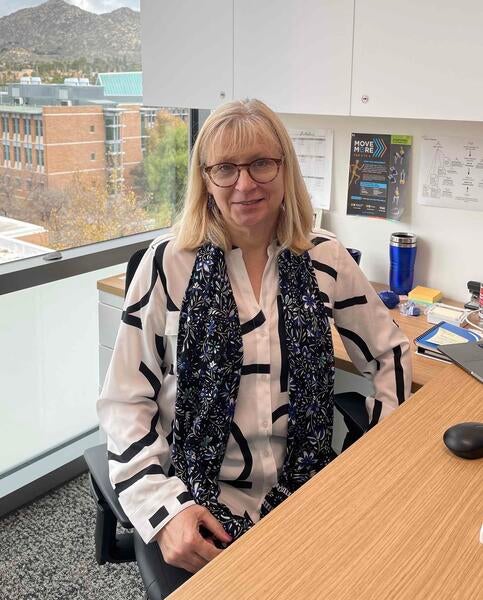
left=389, top=232, right=417, bottom=295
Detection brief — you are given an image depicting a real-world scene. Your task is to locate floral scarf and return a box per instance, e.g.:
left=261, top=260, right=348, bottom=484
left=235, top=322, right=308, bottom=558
left=173, top=243, right=335, bottom=541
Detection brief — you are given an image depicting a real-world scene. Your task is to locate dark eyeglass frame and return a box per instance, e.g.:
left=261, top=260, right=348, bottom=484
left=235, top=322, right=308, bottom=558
left=203, top=157, right=284, bottom=188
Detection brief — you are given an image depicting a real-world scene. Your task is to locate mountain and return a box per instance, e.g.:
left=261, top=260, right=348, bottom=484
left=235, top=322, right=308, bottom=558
left=0, top=0, right=141, bottom=65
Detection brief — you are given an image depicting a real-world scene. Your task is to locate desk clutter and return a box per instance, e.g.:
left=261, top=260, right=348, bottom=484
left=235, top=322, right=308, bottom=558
left=414, top=321, right=482, bottom=364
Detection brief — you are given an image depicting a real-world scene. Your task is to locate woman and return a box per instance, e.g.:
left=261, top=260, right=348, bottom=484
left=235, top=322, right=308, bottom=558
left=98, top=99, right=411, bottom=585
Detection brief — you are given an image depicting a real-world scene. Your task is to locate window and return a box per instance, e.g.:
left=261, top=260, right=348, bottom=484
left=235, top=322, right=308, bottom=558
left=24, top=146, right=33, bottom=167
left=14, top=145, right=21, bottom=164
left=2, top=115, right=9, bottom=136
left=35, top=118, right=43, bottom=138
left=0, top=0, right=190, bottom=263
left=3, top=143, right=10, bottom=162
left=36, top=148, right=44, bottom=169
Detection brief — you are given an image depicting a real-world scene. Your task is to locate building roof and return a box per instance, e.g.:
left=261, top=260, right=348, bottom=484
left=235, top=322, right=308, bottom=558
left=0, top=105, right=42, bottom=115
left=96, top=72, right=142, bottom=98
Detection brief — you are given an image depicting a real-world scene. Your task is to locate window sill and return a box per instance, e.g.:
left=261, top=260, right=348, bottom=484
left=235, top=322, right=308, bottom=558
left=0, top=227, right=169, bottom=296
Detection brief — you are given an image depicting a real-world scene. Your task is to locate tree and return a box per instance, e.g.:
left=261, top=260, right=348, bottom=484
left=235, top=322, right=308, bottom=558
left=45, top=174, right=150, bottom=249
left=143, top=111, right=189, bottom=218
left=0, top=172, right=154, bottom=250
left=0, top=176, right=21, bottom=218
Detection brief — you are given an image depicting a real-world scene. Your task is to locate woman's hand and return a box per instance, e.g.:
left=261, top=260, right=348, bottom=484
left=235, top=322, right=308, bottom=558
left=155, top=505, right=232, bottom=573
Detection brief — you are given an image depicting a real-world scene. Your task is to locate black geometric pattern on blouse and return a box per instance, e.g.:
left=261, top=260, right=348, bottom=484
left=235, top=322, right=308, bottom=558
left=108, top=412, right=159, bottom=463
left=311, top=236, right=331, bottom=246
left=148, top=491, right=194, bottom=530
left=393, top=345, right=405, bottom=405
left=149, top=505, right=169, bottom=529
left=154, top=240, right=179, bottom=312
left=219, top=422, right=253, bottom=489
left=173, top=244, right=335, bottom=542
left=241, top=364, right=270, bottom=375
left=168, top=364, right=174, bottom=375
left=334, top=295, right=368, bottom=309
left=177, top=491, right=193, bottom=504
left=277, top=295, right=289, bottom=393
left=139, top=361, right=161, bottom=400
left=166, top=423, right=174, bottom=446
left=369, top=399, right=383, bottom=428
left=272, top=403, right=289, bottom=424
left=114, top=463, right=165, bottom=495
left=240, top=310, right=265, bottom=335
left=337, top=326, right=379, bottom=369
left=311, top=259, right=338, bottom=280
left=155, top=334, right=165, bottom=363
left=121, top=256, right=159, bottom=330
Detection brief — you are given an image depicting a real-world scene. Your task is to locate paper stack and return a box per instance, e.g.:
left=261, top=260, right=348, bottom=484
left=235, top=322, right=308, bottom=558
left=408, top=285, right=443, bottom=305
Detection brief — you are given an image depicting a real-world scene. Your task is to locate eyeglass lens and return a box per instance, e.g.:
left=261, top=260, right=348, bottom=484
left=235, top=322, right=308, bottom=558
left=210, top=158, right=279, bottom=186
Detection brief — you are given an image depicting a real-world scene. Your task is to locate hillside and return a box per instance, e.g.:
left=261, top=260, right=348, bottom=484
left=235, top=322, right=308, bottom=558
left=0, top=0, right=141, bottom=65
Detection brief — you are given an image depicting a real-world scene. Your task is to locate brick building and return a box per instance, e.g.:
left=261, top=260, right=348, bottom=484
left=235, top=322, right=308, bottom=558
left=0, top=74, right=185, bottom=198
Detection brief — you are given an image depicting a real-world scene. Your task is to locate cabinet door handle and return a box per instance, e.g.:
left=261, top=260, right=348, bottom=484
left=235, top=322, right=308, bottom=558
left=361, top=95, right=369, bottom=104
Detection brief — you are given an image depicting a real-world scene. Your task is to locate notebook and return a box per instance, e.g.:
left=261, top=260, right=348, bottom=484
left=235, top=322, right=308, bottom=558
left=414, top=321, right=482, bottom=363
left=438, top=339, right=483, bottom=383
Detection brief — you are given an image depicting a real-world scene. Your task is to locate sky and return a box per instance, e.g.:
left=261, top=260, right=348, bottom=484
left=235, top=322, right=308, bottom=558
left=0, top=0, right=140, bottom=18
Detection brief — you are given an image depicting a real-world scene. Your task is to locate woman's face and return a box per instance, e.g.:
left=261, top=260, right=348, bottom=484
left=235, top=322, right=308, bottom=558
left=204, top=139, right=285, bottom=239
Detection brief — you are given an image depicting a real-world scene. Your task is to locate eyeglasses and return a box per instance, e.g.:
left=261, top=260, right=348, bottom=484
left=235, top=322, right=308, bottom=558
left=204, top=157, right=283, bottom=188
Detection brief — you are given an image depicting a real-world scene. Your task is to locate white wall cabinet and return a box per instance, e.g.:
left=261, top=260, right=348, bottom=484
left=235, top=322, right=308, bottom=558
left=141, top=0, right=233, bottom=109
left=142, top=0, right=483, bottom=121
left=141, top=0, right=353, bottom=114
left=351, top=0, right=483, bottom=121
left=234, top=0, right=354, bottom=115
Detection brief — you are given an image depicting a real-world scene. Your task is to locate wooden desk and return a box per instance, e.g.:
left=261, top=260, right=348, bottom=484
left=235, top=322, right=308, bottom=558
left=170, top=365, right=483, bottom=600
left=98, top=275, right=451, bottom=390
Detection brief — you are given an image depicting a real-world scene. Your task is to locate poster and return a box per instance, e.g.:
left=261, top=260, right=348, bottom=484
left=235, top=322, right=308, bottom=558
left=289, top=128, right=333, bottom=210
left=418, top=135, right=483, bottom=211
left=347, top=133, right=412, bottom=219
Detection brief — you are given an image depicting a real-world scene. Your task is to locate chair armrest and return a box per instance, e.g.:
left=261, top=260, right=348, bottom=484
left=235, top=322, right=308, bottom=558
left=334, top=392, right=369, bottom=434
left=84, top=444, right=132, bottom=529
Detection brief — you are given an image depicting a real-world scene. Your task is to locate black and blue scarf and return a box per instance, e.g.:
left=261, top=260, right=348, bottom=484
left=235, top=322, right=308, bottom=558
left=173, top=243, right=335, bottom=541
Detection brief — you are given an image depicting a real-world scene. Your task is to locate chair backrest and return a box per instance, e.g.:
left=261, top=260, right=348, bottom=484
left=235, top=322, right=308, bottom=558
left=125, top=248, right=148, bottom=297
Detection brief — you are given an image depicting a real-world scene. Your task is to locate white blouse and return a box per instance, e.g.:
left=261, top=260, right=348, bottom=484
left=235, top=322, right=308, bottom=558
left=97, top=229, right=412, bottom=544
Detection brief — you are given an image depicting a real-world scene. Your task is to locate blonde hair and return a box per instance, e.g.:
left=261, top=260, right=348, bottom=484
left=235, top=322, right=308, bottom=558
left=174, top=99, right=313, bottom=253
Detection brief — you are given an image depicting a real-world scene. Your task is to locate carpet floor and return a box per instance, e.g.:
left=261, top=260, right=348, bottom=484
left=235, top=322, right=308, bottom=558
left=0, top=473, right=145, bottom=599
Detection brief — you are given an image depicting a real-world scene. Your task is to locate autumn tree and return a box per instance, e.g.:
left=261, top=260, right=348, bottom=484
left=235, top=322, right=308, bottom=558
left=45, top=174, right=150, bottom=249
left=0, top=173, right=156, bottom=250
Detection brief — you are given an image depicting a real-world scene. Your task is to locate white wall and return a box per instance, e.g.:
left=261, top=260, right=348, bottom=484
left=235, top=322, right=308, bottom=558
left=281, top=113, right=483, bottom=302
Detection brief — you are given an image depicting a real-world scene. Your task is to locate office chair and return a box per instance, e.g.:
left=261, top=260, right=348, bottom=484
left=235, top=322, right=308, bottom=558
left=84, top=247, right=368, bottom=600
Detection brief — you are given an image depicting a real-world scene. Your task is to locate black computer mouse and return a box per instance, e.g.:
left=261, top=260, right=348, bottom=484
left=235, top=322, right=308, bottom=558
left=443, top=422, right=483, bottom=459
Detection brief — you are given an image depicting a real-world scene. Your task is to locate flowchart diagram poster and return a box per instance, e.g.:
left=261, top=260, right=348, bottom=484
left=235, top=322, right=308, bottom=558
left=418, top=135, right=483, bottom=212
left=347, top=133, right=412, bottom=219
